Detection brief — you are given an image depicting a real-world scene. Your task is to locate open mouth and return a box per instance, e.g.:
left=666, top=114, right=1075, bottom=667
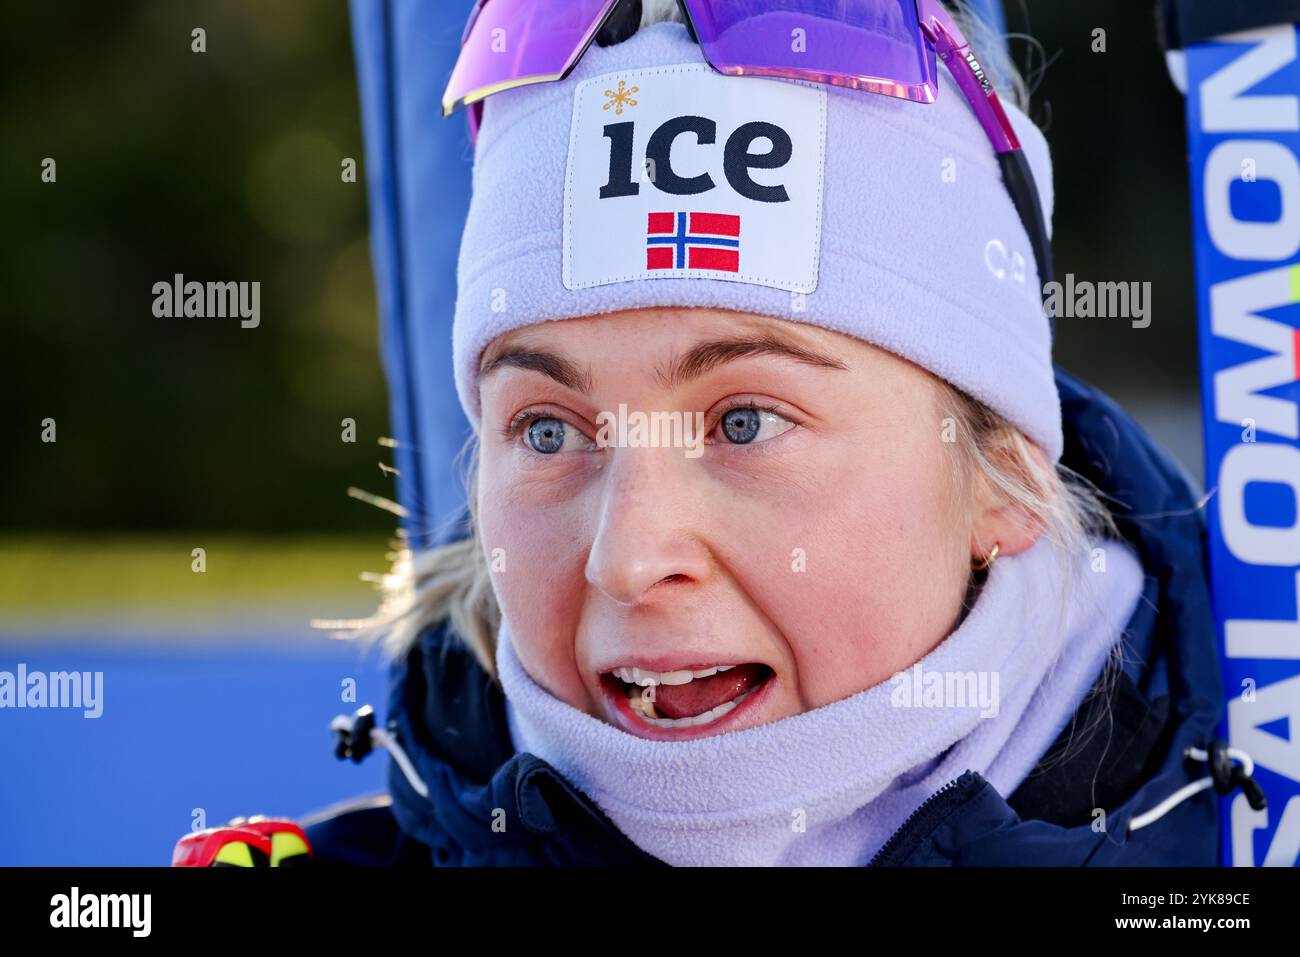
left=601, top=663, right=775, bottom=731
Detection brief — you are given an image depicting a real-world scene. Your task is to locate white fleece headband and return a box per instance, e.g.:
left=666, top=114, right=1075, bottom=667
left=452, top=22, right=1062, bottom=461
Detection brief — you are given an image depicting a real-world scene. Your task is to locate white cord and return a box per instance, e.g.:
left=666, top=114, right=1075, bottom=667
left=1127, top=746, right=1253, bottom=833
left=1185, top=745, right=1254, bottom=779
left=1127, top=777, right=1215, bottom=832
left=374, top=727, right=431, bottom=800
left=330, top=714, right=431, bottom=801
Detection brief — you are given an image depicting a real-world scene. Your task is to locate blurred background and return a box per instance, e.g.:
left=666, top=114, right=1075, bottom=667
left=0, top=0, right=1202, bottom=864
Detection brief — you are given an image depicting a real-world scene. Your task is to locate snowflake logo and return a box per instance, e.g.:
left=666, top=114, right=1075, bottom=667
left=602, top=79, right=639, bottom=116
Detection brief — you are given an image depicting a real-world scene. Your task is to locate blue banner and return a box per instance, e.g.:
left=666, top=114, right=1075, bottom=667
left=1184, top=26, right=1300, bottom=866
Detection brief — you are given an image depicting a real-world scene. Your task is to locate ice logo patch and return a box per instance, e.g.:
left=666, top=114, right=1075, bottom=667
left=563, top=63, right=827, bottom=293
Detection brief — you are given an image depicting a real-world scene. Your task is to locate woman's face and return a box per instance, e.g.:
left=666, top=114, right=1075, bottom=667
left=476, top=307, right=995, bottom=741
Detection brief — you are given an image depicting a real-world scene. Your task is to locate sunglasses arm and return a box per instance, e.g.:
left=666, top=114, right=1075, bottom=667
left=918, top=0, right=1053, bottom=300
left=917, top=0, right=1019, bottom=154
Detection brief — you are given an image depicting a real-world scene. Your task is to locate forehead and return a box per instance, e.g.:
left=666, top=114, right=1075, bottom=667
left=475, top=306, right=949, bottom=406
left=481, top=307, right=839, bottom=362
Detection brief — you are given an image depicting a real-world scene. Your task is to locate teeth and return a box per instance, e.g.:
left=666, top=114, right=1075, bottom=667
left=658, top=670, right=695, bottom=686
left=619, top=667, right=768, bottom=729
left=614, top=667, right=653, bottom=687
left=625, top=686, right=760, bottom=729
left=611, top=663, right=741, bottom=687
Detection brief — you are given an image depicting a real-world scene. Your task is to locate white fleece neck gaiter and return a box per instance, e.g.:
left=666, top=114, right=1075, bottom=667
left=496, top=534, right=1146, bottom=866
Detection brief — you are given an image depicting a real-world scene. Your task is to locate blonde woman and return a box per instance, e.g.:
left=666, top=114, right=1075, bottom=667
left=305, top=1, right=1242, bottom=867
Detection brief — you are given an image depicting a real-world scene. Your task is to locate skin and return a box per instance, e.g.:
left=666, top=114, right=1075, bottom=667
left=476, top=307, right=1044, bottom=741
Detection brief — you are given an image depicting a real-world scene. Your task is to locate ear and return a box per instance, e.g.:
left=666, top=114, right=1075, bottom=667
left=969, top=440, right=1053, bottom=564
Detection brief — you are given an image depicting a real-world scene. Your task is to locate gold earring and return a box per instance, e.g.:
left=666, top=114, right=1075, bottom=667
left=973, top=542, right=1000, bottom=571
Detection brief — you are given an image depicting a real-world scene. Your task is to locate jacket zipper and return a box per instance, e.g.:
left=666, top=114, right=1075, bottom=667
left=867, top=775, right=975, bottom=866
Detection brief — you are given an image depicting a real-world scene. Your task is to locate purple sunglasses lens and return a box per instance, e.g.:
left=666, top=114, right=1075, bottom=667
left=444, top=0, right=618, bottom=117
left=685, top=0, right=938, bottom=102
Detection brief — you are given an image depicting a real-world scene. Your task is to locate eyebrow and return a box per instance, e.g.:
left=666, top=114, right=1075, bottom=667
left=479, top=332, right=848, bottom=395
left=479, top=346, right=592, bottom=393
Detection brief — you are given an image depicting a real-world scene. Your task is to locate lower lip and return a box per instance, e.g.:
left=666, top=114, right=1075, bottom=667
left=598, top=669, right=777, bottom=741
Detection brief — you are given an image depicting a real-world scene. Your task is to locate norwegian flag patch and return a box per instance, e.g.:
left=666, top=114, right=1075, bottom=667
left=647, top=212, right=740, bottom=272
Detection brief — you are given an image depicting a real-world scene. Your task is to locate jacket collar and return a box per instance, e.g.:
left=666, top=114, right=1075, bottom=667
left=383, top=368, right=1223, bottom=864
left=384, top=615, right=664, bottom=865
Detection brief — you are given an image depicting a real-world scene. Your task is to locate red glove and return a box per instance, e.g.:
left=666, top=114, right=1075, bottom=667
left=172, top=816, right=312, bottom=867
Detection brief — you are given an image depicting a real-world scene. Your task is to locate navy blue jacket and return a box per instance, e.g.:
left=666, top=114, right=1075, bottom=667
left=302, top=369, right=1227, bottom=866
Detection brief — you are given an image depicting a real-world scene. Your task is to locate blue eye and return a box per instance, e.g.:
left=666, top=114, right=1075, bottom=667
left=716, top=405, right=795, bottom=445
left=721, top=408, right=760, bottom=444
left=527, top=417, right=566, bottom=454
left=516, top=415, right=595, bottom=455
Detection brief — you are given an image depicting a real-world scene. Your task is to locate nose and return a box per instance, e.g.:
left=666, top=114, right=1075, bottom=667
left=584, top=446, right=713, bottom=607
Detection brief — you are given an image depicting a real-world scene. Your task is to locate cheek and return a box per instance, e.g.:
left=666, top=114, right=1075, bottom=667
left=735, top=428, right=969, bottom=708
left=476, top=452, right=598, bottom=713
